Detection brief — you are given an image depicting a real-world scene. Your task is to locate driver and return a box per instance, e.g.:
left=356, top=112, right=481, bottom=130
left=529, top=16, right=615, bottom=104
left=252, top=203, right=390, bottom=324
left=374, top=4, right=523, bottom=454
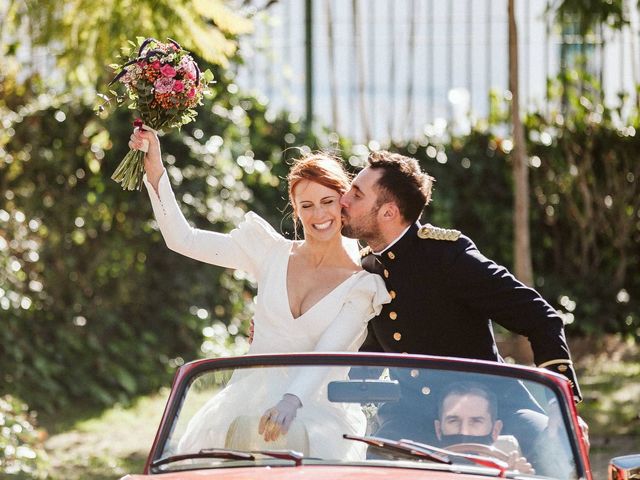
left=435, top=381, right=534, bottom=474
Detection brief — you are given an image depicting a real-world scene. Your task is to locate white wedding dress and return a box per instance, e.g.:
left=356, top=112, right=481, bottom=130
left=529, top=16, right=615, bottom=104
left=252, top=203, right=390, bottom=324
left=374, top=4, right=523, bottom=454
left=143, top=172, right=390, bottom=461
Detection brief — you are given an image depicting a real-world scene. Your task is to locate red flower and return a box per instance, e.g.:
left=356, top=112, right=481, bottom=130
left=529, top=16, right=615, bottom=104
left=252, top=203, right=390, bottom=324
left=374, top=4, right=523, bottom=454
left=187, top=88, right=196, bottom=98
left=152, top=61, right=161, bottom=70
left=160, top=64, right=177, bottom=78
left=173, top=80, right=185, bottom=93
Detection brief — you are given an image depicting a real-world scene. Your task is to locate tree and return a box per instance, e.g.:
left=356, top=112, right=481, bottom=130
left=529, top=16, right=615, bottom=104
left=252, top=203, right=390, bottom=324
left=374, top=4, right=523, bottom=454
left=1, top=0, right=253, bottom=91
left=508, top=0, right=533, bottom=286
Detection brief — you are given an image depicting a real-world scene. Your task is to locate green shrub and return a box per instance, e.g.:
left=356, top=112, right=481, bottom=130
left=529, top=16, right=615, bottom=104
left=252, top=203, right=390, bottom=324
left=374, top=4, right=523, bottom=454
left=0, top=395, right=48, bottom=478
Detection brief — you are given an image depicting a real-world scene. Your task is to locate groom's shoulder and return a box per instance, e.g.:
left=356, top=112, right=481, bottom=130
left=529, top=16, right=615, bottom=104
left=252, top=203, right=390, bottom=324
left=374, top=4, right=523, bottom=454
left=413, top=223, right=474, bottom=261
left=416, top=224, right=462, bottom=242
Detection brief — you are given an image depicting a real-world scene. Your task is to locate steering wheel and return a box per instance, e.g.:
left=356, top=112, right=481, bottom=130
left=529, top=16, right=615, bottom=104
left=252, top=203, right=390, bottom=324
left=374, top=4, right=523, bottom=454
left=443, top=443, right=510, bottom=462
left=445, top=442, right=535, bottom=475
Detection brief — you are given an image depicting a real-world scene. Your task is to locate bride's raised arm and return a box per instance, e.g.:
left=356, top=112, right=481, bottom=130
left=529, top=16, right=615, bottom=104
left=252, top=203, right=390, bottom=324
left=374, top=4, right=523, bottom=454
left=130, top=128, right=283, bottom=277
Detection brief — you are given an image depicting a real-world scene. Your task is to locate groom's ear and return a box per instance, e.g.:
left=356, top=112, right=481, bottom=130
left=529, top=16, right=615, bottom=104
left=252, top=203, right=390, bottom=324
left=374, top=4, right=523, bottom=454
left=380, top=202, right=400, bottom=221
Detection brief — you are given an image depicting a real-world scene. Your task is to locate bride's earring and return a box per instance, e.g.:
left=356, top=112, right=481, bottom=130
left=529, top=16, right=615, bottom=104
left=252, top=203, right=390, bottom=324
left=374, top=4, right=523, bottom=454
left=293, top=213, right=302, bottom=239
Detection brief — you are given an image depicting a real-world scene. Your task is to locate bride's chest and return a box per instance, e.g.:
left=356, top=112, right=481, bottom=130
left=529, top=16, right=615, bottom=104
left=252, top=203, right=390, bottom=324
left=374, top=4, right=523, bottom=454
left=257, top=245, right=350, bottom=325
left=286, top=264, right=347, bottom=318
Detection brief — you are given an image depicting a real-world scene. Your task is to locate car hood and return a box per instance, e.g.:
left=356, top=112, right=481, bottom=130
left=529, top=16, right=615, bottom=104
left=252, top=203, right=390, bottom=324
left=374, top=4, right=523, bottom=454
left=121, top=465, right=503, bottom=479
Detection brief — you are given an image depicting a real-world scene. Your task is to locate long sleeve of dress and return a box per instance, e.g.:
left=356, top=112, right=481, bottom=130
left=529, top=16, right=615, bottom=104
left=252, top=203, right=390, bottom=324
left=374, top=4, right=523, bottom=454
left=143, top=171, right=284, bottom=278
left=285, top=273, right=390, bottom=404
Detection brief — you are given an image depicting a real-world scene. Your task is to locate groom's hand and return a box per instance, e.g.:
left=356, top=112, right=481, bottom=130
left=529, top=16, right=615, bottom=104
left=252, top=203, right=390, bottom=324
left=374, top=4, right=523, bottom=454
left=258, top=394, right=302, bottom=442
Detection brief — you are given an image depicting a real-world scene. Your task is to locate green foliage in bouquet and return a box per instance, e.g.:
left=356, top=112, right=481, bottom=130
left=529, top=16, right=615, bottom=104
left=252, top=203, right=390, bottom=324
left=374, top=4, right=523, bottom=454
left=99, top=37, right=214, bottom=190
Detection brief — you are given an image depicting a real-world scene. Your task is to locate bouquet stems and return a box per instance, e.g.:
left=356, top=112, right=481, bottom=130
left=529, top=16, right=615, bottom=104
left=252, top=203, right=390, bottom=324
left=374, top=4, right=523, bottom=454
left=111, top=148, right=147, bottom=191
left=111, top=118, right=165, bottom=191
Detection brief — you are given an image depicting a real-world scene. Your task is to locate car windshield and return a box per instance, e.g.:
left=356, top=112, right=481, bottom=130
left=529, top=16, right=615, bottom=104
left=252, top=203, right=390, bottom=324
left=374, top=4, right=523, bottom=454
left=154, top=356, right=582, bottom=479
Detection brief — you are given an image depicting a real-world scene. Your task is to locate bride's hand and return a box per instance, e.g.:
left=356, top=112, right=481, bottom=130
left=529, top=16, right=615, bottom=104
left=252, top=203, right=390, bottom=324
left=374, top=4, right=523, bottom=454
left=129, top=127, right=164, bottom=189
left=258, top=394, right=302, bottom=442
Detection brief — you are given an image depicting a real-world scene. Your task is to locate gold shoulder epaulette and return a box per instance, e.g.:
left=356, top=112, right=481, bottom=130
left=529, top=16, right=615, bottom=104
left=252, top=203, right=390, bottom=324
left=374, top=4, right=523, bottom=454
left=359, top=246, right=372, bottom=258
left=417, top=224, right=461, bottom=241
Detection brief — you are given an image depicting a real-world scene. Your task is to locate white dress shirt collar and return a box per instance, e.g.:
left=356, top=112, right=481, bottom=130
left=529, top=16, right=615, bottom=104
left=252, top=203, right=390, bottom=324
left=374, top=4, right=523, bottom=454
left=371, top=225, right=411, bottom=256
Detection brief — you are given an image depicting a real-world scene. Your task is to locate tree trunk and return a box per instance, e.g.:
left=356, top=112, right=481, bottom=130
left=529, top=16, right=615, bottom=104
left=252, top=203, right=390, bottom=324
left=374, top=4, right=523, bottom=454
left=508, top=0, right=534, bottom=287
left=352, top=0, right=371, bottom=140
left=325, top=0, right=340, bottom=132
left=304, top=0, right=314, bottom=131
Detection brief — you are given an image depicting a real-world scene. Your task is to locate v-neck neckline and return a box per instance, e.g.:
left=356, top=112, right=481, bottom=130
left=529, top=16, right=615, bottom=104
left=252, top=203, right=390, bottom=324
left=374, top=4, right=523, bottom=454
left=284, top=242, right=361, bottom=321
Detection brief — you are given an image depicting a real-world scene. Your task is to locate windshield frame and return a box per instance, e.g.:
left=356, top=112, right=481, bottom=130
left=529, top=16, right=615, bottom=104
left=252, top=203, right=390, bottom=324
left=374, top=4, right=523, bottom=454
left=145, top=352, right=589, bottom=478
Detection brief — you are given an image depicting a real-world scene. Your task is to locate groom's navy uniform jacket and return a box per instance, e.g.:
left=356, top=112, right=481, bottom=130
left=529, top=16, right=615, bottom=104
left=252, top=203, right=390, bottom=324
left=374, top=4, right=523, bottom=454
left=358, top=222, right=582, bottom=454
left=359, top=221, right=582, bottom=401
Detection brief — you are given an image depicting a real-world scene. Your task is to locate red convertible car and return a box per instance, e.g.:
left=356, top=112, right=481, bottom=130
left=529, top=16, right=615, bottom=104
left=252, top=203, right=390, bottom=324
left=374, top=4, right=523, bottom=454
left=120, top=353, right=634, bottom=480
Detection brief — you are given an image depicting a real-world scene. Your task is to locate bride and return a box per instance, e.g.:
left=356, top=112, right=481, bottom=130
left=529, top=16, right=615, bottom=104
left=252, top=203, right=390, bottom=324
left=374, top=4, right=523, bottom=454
left=129, top=128, right=390, bottom=460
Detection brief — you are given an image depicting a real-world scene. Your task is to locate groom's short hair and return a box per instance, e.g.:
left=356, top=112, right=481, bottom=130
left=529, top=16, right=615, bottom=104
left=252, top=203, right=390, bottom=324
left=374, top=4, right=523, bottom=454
left=367, top=150, right=434, bottom=223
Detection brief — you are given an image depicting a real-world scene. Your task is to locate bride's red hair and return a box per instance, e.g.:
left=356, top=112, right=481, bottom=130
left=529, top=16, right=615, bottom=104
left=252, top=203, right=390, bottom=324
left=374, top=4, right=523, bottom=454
left=287, top=152, right=351, bottom=233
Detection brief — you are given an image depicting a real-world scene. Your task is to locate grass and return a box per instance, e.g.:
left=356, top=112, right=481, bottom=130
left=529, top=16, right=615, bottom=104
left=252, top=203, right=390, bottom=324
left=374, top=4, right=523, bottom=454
left=575, top=337, right=640, bottom=436
left=43, top=389, right=170, bottom=480
left=38, top=338, right=640, bottom=480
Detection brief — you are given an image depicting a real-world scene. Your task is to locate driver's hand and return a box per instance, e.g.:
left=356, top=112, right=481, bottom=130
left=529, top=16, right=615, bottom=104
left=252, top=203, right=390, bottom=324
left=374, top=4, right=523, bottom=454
left=507, top=452, right=535, bottom=474
left=258, top=394, right=302, bottom=442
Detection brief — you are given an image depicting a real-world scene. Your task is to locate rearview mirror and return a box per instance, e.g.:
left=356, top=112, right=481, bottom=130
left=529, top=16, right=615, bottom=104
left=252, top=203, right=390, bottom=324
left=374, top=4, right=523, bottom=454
left=328, top=380, right=400, bottom=403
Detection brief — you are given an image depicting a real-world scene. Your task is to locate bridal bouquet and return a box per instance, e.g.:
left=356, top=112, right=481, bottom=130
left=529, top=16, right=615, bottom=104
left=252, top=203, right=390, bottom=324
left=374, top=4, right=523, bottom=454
left=102, top=37, right=213, bottom=190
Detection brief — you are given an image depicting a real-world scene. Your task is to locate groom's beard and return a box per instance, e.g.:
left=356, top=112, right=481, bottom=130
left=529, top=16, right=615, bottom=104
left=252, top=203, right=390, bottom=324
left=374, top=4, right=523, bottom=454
left=341, top=207, right=382, bottom=245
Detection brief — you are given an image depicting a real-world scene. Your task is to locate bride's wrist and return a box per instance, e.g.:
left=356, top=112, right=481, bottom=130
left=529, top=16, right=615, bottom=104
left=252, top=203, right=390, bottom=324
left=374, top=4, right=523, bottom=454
left=145, top=166, right=165, bottom=193
left=283, top=393, right=302, bottom=408
left=146, top=166, right=165, bottom=182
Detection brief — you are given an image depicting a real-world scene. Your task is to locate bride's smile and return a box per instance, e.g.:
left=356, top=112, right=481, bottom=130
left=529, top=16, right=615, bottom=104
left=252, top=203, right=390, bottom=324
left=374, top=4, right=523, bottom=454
left=312, top=220, right=333, bottom=230
left=293, top=179, right=343, bottom=241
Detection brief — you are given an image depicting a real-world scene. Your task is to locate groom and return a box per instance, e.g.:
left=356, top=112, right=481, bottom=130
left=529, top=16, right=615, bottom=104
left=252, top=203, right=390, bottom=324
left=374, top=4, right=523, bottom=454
left=340, top=150, right=585, bottom=453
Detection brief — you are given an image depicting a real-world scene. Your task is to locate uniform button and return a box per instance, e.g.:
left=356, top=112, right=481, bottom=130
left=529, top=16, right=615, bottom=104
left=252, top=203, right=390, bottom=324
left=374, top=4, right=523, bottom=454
left=421, top=387, right=431, bottom=395
left=558, top=364, right=568, bottom=372
left=393, top=332, right=402, bottom=341
left=410, top=369, right=420, bottom=378
left=402, top=351, right=408, bottom=354
left=389, top=311, right=397, bottom=320
left=383, top=269, right=389, bottom=278
left=387, top=251, right=396, bottom=260
left=389, top=290, right=396, bottom=299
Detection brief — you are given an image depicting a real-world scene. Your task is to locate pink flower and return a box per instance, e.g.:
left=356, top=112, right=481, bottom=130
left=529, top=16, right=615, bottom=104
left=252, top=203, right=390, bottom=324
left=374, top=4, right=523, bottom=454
left=179, top=56, right=197, bottom=79
left=154, top=77, right=175, bottom=94
left=160, top=64, right=176, bottom=78
left=152, top=61, right=161, bottom=70
left=187, top=88, right=196, bottom=98
left=173, top=80, right=185, bottom=93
